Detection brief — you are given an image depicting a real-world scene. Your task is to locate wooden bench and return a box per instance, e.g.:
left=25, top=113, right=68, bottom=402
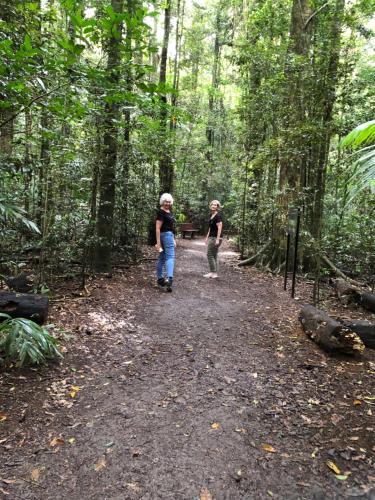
left=180, top=222, right=199, bottom=239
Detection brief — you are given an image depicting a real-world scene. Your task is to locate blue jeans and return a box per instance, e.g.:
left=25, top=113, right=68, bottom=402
left=157, top=231, right=175, bottom=279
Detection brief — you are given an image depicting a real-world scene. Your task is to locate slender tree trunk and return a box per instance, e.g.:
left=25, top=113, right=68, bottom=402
left=38, top=108, right=50, bottom=231
left=23, top=109, right=32, bottom=214
left=94, top=0, right=123, bottom=272
left=158, top=1, right=172, bottom=195
left=120, top=0, right=136, bottom=246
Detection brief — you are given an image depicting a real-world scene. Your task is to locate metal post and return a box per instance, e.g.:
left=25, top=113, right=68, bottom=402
left=284, top=232, right=290, bottom=290
left=291, top=208, right=301, bottom=298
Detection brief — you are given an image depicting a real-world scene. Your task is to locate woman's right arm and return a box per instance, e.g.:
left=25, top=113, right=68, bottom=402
left=155, top=220, right=162, bottom=251
left=205, top=228, right=210, bottom=244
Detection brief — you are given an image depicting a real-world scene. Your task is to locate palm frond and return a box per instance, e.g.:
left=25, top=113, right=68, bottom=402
left=341, top=121, right=375, bottom=203
left=0, top=317, right=62, bottom=367
left=341, top=120, right=375, bottom=149
left=0, top=197, right=40, bottom=234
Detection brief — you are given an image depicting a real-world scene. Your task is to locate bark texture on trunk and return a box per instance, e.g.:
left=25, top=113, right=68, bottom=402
left=94, top=0, right=123, bottom=272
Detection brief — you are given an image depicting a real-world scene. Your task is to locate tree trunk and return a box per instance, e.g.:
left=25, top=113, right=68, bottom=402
left=308, top=0, right=346, bottom=245
left=158, top=2, right=172, bottom=195
left=94, top=0, right=123, bottom=272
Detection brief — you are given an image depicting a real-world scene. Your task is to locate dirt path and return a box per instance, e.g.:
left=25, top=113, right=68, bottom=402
left=1, top=239, right=374, bottom=499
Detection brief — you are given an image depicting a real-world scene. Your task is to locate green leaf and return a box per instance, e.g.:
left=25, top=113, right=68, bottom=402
left=341, top=120, right=375, bottom=150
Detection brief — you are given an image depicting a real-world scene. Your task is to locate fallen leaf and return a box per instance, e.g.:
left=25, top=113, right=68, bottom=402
left=125, top=482, right=141, bottom=492
left=336, top=475, right=349, bottom=481
left=301, top=415, right=312, bottom=424
left=311, top=448, right=319, bottom=458
left=331, top=414, right=343, bottom=425
left=94, top=456, right=106, bottom=471
left=262, top=444, right=276, bottom=453
left=68, top=437, right=76, bottom=444
left=200, top=487, right=213, bottom=500
left=1, top=480, right=17, bottom=485
left=50, top=437, right=65, bottom=447
left=31, top=468, right=41, bottom=481
left=308, top=399, right=320, bottom=405
left=0, top=412, right=7, bottom=422
left=211, top=422, right=221, bottom=430
left=0, top=488, right=9, bottom=496
left=353, top=399, right=362, bottom=406
left=327, top=460, right=341, bottom=475
left=235, top=428, right=247, bottom=434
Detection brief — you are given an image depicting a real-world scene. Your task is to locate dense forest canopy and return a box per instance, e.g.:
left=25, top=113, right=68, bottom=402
left=0, top=0, right=374, bottom=283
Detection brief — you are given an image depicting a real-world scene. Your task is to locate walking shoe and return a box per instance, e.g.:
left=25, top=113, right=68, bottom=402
left=157, top=278, right=166, bottom=288
left=166, top=278, right=173, bottom=292
left=211, top=273, right=218, bottom=278
left=203, top=273, right=213, bottom=278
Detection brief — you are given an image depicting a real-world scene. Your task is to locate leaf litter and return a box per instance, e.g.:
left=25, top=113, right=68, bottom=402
left=0, top=239, right=374, bottom=498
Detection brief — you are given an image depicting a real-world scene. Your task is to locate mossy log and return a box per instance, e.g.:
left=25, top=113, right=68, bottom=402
left=299, top=305, right=364, bottom=355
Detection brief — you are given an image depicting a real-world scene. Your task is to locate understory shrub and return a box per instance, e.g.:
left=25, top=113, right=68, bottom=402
left=0, top=314, right=63, bottom=367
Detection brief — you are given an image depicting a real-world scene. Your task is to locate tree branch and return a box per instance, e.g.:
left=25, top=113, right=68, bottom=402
left=304, top=2, right=329, bottom=29
left=0, top=84, right=67, bottom=130
left=321, top=254, right=363, bottom=288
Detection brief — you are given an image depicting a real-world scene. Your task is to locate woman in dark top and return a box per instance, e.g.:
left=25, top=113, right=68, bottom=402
left=155, top=193, right=176, bottom=292
left=204, top=200, right=223, bottom=278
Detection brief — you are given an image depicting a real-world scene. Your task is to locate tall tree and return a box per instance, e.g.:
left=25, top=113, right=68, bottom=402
left=94, top=0, right=124, bottom=271
left=158, top=0, right=172, bottom=195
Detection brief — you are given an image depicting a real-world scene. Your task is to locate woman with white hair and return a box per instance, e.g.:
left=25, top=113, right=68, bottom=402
left=204, top=200, right=223, bottom=278
left=155, top=193, right=176, bottom=292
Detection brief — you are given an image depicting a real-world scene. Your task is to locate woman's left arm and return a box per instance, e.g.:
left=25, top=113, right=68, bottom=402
left=215, top=221, right=223, bottom=245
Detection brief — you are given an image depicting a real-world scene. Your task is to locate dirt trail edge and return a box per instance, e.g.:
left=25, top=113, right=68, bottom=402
left=1, top=239, right=374, bottom=500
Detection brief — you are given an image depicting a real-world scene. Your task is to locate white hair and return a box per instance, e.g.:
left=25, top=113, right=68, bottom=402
left=209, top=200, right=221, bottom=209
left=160, top=193, right=174, bottom=206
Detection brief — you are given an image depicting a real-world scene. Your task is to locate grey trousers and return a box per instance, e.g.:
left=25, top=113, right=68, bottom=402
left=207, top=237, right=221, bottom=272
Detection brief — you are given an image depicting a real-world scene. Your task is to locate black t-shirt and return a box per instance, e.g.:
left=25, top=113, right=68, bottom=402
left=157, top=209, right=175, bottom=233
left=208, top=212, right=223, bottom=237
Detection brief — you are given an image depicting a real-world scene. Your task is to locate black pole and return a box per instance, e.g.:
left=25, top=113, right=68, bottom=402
left=291, top=208, right=301, bottom=298
left=284, top=232, right=290, bottom=290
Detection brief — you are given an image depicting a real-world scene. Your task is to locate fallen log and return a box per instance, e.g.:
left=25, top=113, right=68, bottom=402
left=332, top=278, right=375, bottom=313
left=299, top=305, right=364, bottom=355
left=341, top=320, right=375, bottom=349
left=3, top=272, right=34, bottom=293
left=333, top=278, right=360, bottom=303
left=358, top=292, right=375, bottom=313
left=0, top=292, right=49, bottom=324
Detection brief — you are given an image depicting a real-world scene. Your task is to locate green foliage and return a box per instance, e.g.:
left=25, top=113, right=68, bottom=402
left=341, top=120, right=375, bottom=149
left=341, top=120, right=375, bottom=198
left=0, top=198, right=40, bottom=234
left=0, top=314, right=63, bottom=367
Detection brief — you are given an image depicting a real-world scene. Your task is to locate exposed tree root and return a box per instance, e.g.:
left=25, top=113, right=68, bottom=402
left=238, top=241, right=271, bottom=267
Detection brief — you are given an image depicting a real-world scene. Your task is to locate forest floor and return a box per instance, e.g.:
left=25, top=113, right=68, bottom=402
left=0, top=238, right=374, bottom=500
